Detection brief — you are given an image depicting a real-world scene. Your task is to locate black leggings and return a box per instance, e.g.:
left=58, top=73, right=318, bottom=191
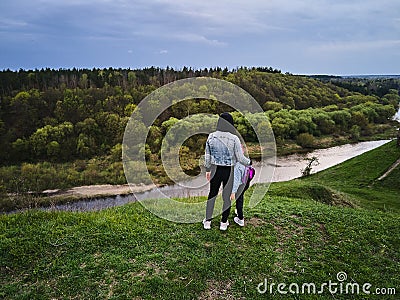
left=206, top=165, right=234, bottom=223
left=235, top=181, right=250, bottom=220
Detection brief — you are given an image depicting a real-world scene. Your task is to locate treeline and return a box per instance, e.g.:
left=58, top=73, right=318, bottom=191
left=314, top=76, right=400, bottom=98
left=0, top=67, right=399, bottom=167
left=0, top=66, right=282, bottom=95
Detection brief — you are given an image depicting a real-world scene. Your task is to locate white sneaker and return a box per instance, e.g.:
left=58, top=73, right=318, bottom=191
left=234, top=217, right=245, bottom=227
left=235, top=208, right=238, bottom=215
left=220, top=221, right=229, bottom=231
left=203, top=219, right=211, bottom=230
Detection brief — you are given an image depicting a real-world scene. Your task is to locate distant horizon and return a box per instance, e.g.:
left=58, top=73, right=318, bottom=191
left=1, top=65, right=399, bottom=79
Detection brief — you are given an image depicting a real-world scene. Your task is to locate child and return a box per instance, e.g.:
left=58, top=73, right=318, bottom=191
left=230, top=159, right=255, bottom=227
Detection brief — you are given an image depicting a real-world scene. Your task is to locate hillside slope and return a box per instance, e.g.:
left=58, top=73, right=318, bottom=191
left=305, top=140, right=400, bottom=213
left=1, top=142, right=399, bottom=299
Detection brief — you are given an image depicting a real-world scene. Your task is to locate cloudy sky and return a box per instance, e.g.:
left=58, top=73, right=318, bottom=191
left=1, top=0, right=400, bottom=75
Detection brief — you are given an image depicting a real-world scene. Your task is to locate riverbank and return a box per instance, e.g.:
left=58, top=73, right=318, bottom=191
left=48, top=183, right=156, bottom=198
left=2, top=139, right=393, bottom=213
left=1, top=183, right=157, bottom=213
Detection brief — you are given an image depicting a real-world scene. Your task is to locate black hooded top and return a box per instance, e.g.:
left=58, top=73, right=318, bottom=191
left=216, top=112, right=235, bottom=134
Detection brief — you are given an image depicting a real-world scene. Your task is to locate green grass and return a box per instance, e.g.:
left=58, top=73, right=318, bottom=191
left=1, top=198, right=399, bottom=299
left=268, top=140, right=400, bottom=216
left=306, top=141, right=400, bottom=188
left=1, top=141, right=399, bottom=299
left=304, top=140, right=400, bottom=213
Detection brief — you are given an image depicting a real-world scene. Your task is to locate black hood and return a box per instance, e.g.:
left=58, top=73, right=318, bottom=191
left=216, top=112, right=235, bottom=134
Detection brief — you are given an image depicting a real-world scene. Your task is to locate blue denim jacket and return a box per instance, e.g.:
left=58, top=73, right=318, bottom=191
left=204, top=131, right=250, bottom=171
left=232, top=162, right=246, bottom=193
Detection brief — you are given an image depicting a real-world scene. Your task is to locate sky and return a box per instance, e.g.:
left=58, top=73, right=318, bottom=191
left=1, top=0, right=400, bottom=75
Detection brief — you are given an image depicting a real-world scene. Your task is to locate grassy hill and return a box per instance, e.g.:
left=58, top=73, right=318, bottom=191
left=1, top=142, right=399, bottom=299
left=270, top=140, right=400, bottom=213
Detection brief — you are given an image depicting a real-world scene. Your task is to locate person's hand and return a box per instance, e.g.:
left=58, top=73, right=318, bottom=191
left=230, top=193, right=235, bottom=201
left=206, top=172, right=211, bottom=181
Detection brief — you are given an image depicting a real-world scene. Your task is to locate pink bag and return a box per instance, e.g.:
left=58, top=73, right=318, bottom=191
left=242, top=166, right=255, bottom=184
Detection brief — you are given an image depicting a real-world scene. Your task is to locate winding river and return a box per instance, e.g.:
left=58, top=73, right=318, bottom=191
left=48, top=139, right=392, bottom=212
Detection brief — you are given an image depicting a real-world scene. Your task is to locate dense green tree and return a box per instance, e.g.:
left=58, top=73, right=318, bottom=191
left=381, top=90, right=400, bottom=106
left=11, top=138, right=30, bottom=161
left=329, top=110, right=352, bottom=132
left=29, top=122, right=74, bottom=160
left=271, top=117, right=291, bottom=140
left=312, top=112, right=336, bottom=135
left=77, top=133, right=97, bottom=157
left=124, top=103, right=137, bottom=117
left=0, top=68, right=398, bottom=166
left=350, top=111, right=369, bottom=129
left=95, top=112, right=122, bottom=149
left=350, top=125, right=361, bottom=141
left=295, top=113, right=317, bottom=135
left=54, top=89, right=81, bottom=123
left=147, top=125, right=163, bottom=155
left=161, top=117, right=179, bottom=133
left=8, top=90, right=40, bottom=138
left=374, top=104, right=396, bottom=123
left=263, top=101, right=283, bottom=111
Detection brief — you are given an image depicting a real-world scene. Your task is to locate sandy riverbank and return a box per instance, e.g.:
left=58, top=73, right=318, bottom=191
left=45, top=183, right=157, bottom=198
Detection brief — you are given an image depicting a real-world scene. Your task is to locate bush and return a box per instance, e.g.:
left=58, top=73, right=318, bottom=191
left=350, top=125, right=361, bottom=141
left=110, top=143, right=122, bottom=162
left=296, top=133, right=315, bottom=148
left=0, top=184, right=6, bottom=197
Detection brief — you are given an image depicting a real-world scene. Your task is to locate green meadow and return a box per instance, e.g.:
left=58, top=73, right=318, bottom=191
left=1, top=141, right=399, bottom=299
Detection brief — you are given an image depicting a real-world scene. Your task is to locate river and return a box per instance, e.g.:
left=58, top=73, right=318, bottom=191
left=395, top=105, right=400, bottom=122
left=47, top=139, right=391, bottom=212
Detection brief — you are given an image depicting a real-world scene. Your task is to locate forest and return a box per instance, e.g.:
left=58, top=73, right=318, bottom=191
left=0, top=67, right=399, bottom=202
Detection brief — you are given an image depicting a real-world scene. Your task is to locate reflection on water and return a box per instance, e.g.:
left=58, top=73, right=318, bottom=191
left=44, top=139, right=391, bottom=212
left=271, top=140, right=390, bottom=182
left=394, top=105, right=400, bottom=122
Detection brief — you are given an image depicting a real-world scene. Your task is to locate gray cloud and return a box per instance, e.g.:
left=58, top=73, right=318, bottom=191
left=1, top=0, right=399, bottom=73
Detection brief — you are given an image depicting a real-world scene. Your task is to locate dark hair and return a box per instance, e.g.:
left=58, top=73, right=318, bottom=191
left=216, top=112, right=235, bottom=134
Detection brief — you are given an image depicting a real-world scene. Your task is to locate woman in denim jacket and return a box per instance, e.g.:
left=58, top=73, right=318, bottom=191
left=203, top=113, right=251, bottom=230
